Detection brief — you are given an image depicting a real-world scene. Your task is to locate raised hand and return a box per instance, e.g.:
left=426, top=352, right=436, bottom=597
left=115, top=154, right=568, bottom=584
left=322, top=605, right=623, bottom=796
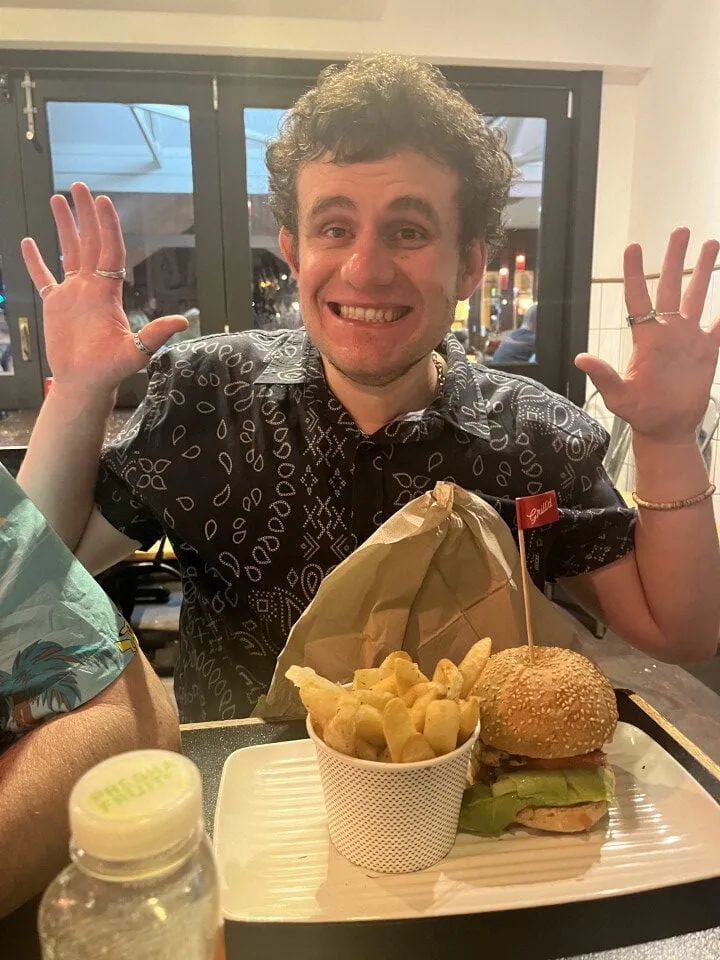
left=575, top=228, right=720, bottom=445
left=21, top=182, right=188, bottom=393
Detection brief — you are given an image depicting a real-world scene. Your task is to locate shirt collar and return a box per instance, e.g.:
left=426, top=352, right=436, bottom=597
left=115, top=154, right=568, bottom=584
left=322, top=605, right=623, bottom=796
left=254, top=329, right=490, bottom=443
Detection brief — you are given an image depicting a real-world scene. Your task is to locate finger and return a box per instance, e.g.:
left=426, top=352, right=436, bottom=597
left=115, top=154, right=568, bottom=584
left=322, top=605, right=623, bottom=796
left=70, top=182, right=102, bottom=274
left=680, top=238, right=720, bottom=322
left=20, top=237, right=57, bottom=293
left=574, top=353, right=625, bottom=411
left=50, top=194, right=81, bottom=275
left=623, top=243, right=653, bottom=324
left=96, top=195, right=126, bottom=273
left=708, top=313, right=720, bottom=346
left=137, top=315, right=189, bottom=354
left=656, top=227, right=690, bottom=315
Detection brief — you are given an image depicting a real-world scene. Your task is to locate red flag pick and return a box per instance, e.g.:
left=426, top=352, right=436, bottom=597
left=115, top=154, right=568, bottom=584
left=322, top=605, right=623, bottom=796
left=515, top=490, right=559, bottom=661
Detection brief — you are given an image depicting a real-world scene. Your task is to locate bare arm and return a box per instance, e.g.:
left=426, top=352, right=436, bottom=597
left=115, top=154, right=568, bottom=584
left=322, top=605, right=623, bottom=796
left=572, top=229, right=720, bottom=663
left=17, top=384, right=117, bottom=549
left=16, top=182, right=186, bottom=549
left=0, top=651, right=180, bottom=919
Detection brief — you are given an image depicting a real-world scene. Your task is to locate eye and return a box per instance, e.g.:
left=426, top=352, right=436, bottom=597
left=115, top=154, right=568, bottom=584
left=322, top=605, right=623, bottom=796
left=323, top=226, right=348, bottom=240
left=392, top=226, right=427, bottom=244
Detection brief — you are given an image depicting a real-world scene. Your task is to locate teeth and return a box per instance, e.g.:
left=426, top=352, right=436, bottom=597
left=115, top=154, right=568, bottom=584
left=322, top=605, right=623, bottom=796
left=338, top=304, right=407, bottom=323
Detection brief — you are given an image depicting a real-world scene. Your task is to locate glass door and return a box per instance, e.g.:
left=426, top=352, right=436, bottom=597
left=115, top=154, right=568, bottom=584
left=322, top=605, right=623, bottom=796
left=18, top=73, right=225, bottom=407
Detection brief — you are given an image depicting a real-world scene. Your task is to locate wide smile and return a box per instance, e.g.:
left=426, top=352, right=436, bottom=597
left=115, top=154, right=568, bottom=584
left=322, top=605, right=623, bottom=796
left=327, top=302, right=412, bottom=324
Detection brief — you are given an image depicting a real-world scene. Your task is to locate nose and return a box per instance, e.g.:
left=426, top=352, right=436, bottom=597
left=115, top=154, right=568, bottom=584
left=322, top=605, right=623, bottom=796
left=340, top=231, right=396, bottom=290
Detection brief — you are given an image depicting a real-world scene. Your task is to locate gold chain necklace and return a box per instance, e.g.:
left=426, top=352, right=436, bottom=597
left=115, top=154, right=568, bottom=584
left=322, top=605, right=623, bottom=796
left=431, top=351, right=447, bottom=395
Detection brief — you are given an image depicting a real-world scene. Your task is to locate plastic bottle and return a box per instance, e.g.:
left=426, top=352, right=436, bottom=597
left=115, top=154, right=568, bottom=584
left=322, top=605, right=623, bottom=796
left=38, top=749, right=222, bottom=960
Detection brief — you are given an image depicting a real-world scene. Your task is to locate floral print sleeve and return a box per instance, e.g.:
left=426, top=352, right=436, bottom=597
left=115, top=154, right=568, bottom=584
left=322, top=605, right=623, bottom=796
left=0, top=465, right=138, bottom=744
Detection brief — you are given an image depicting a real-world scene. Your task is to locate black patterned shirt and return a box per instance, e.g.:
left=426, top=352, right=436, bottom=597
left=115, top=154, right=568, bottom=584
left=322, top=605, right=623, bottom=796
left=96, top=331, right=635, bottom=722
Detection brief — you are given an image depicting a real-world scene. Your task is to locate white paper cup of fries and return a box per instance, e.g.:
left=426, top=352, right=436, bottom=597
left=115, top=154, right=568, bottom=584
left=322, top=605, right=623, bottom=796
left=290, top=644, right=490, bottom=874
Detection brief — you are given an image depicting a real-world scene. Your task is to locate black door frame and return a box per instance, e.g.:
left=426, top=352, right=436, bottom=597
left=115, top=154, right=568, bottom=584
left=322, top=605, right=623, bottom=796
left=0, top=50, right=601, bottom=408
left=6, top=70, right=226, bottom=407
left=0, top=78, right=46, bottom=408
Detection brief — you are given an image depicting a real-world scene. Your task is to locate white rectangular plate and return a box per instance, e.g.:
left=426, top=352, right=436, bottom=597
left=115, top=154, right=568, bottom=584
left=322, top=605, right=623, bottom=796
left=213, top=722, right=720, bottom=923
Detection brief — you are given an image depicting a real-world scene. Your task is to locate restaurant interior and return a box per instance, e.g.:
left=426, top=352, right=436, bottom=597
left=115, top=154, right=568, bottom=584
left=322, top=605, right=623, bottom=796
left=1, top=1, right=719, bottom=958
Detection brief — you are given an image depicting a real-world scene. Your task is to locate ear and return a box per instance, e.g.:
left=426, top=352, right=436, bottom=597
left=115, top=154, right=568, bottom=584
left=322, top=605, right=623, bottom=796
left=279, top=227, right=300, bottom=279
left=457, top=241, right=487, bottom=302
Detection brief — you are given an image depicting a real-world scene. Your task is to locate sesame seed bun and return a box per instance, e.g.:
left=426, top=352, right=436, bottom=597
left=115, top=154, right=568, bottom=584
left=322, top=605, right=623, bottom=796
left=472, top=646, right=618, bottom=759
left=514, top=800, right=609, bottom=833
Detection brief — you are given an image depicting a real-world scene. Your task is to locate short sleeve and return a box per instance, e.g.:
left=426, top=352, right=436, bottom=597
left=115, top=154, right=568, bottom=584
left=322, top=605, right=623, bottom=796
left=524, top=399, right=636, bottom=581
left=0, top=466, right=138, bottom=740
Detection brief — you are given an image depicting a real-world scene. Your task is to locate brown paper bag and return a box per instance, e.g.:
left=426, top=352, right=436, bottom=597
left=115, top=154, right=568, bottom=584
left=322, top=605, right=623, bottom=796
left=253, top=481, right=579, bottom=720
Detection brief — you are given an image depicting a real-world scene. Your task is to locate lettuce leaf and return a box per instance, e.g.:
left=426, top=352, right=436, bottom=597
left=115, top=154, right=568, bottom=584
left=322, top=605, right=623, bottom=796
left=459, top=767, right=614, bottom=836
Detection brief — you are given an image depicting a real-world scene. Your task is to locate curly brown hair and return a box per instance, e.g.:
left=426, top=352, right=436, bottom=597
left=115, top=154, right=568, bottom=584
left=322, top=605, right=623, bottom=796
left=265, top=54, right=515, bottom=260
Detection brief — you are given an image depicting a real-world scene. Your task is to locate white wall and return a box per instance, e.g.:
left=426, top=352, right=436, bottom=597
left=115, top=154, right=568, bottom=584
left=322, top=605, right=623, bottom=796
left=586, top=0, right=720, bottom=519
left=0, top=0, right=655, bottom=76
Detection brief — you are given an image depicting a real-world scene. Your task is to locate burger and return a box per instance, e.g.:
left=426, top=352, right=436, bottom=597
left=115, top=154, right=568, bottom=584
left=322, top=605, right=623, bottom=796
left=459, top=646, right=618, bottom=835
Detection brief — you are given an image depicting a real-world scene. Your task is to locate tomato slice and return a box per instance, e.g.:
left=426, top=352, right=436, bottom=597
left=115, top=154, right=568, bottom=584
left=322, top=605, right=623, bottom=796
left=523, top=750, right=606, bottom=770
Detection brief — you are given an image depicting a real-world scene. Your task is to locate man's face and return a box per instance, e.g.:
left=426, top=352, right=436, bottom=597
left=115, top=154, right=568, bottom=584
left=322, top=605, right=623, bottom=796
left=279, top=150, right=485, bottom=387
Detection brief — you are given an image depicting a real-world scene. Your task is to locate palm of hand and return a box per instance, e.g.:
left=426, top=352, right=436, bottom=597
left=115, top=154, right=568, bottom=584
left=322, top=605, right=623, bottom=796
left=576, top=230, right=720, bottom=444
left=42, top=277, right=139, bottom=388
left=606, top=320, right=717, bottom=442
left=22, top=183, right=189, bottom=392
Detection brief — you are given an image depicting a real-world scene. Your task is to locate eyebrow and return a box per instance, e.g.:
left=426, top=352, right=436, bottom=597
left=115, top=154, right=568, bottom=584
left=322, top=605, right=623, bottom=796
left=306, top=193, right=440, bottom=230
left=308, top=195, right=357, bottom=219
left=386, top=195, right=441, bottom=230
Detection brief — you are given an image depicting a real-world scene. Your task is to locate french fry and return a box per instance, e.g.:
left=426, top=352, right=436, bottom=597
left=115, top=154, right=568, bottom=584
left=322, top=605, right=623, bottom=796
left=324, top=700, right=359, bottom=757
left=400, top=733, right=436, bottom=763
left=432, top=659, right=463, bottom=700
left=372, top=674, right=399, bottom=696
left=394, top=659, right=424, bottom=696
left=402, top=680, right=433, bottom=707
left=285, top=665, right=319, bottom=687
left=410, top=686, right=442, bottom=732
left=299, top=682, right=348, bottom=728
left=378, top=650, right=412, bottom=678
left=356, top=689, right=394, bottom=712
left=355, top=737, right=380, bottom=762
left=424, top=699, right=461, bottom=757
left=383, top=697, right=416, bottom=762
left=352, top=667, right=383, bottom=690
left=458, top=696, right=481, bottom=745
left=459, top=637, right=492, bottom=697
left=356, top=704, right=386, bottom=748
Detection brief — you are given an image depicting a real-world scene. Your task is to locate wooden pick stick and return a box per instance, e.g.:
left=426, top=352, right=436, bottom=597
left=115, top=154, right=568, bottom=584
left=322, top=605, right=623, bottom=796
left=516, top=527, right=535, bottom=663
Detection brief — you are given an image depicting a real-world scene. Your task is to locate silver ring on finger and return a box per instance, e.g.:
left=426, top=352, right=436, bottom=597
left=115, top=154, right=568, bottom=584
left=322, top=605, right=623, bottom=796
left=626, top=308, right=657, bottom=327
left=133, top=331, right=153, bottom=358
left=39, top=282, right=59, bottom=298
left=95, top=268, right=126, bottom=280
left=63, top=269, right=79, bottom=278
left=655, top=310, right=688, bottom=320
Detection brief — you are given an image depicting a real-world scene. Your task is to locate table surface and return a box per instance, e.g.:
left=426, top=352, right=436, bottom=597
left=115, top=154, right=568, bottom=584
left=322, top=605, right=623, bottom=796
left=179, top=694, right=720, bottom=960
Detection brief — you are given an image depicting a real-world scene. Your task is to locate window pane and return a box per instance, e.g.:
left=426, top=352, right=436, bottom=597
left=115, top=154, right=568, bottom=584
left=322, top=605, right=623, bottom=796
left=46, top=102, right=201, bottom=347
left=244, top=108, right=301, bottom=331
left=477, top=116, right=546, bottom=366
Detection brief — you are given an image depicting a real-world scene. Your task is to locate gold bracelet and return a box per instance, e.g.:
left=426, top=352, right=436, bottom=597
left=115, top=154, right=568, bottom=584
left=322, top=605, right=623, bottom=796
left=631, top=483, right=716, bottom=511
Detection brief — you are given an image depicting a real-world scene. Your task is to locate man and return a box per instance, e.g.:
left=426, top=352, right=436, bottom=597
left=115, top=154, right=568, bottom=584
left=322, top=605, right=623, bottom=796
left=0, top=464, right=179, bottom=917
left=17, top=55, right=720, bottom=722
left=489, top=303, right=536, bottom=363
